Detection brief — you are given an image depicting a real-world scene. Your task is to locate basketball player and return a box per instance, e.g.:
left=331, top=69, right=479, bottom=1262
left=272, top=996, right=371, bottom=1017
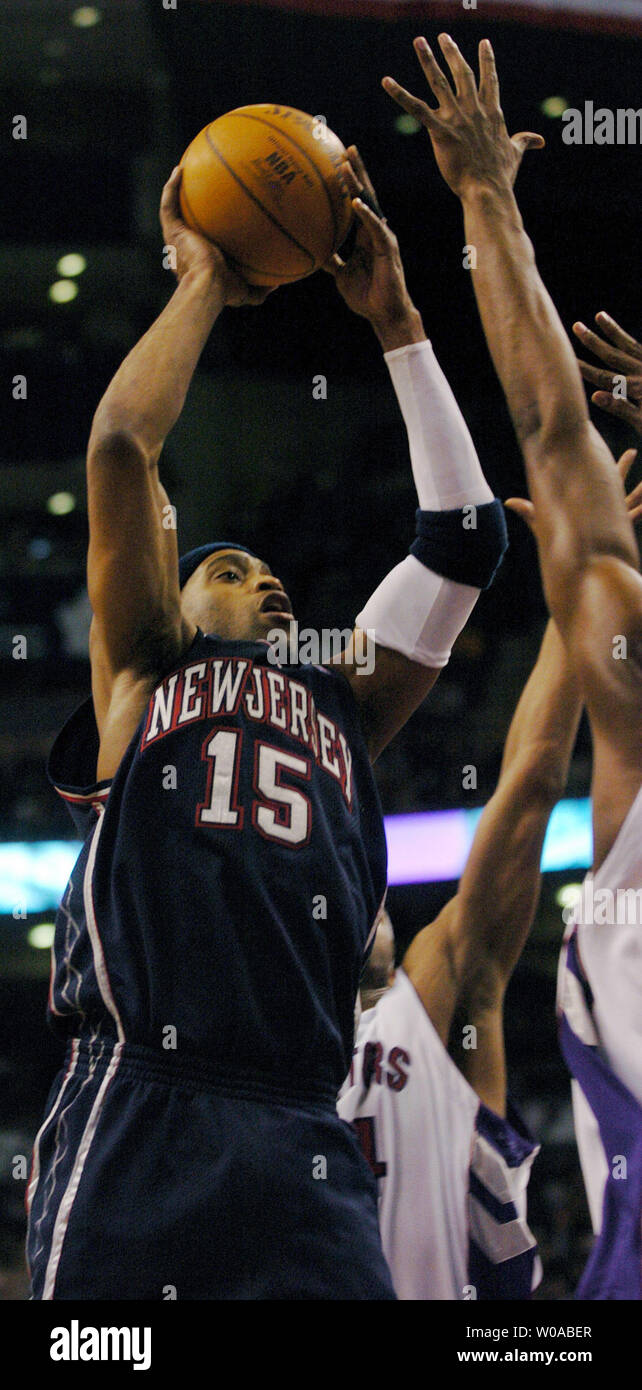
left=384, top=33, right=642, bottom=1298
left=339, top=610, right=583, bottom=1299
left=27, top=153, right=507, bottom=1298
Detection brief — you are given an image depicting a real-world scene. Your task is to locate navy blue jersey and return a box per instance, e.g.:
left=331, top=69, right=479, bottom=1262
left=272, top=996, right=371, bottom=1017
left=47, top=632, right=387, bottom=1094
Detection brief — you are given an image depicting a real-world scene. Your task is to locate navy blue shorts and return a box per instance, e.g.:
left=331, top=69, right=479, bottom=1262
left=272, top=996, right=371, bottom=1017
left=27, top=1039, right=395, bottom=1300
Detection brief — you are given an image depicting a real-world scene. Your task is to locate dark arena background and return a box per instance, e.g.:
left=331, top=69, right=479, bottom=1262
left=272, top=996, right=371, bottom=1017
left=1, top=0, right=641, bottom=1308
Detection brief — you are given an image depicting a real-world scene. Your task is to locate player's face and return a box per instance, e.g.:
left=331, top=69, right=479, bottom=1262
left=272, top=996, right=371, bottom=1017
left=180, top=549, right=294, bottom=642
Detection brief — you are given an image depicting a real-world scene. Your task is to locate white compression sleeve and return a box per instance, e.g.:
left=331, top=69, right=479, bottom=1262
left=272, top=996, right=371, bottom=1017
left=385, top=339, right=494, bottom=511
left=355, top=555, right=479, bottom=670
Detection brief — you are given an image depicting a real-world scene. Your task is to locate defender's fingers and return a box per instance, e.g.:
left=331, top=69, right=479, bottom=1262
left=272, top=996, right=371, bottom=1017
left=478, top=38, right=501, bottom=111
left=616, top=447, right=639, bottom=484
left=511, top=131, right=546, bottom=154
left=595, top=312, right=642, bottom=362
left=577, top=359, right=620, bottom=392
left=412, top=37, right=457, bottom=109
left=591, top=391, right=642, bottom=428
left=381, top=74, right=438, bottom=128
left=574, top=321, right=642, bottom=374
left=436, top=32, right=479, bottom=105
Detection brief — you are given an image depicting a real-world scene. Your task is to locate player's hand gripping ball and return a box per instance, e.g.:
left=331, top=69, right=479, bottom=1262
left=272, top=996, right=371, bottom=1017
left=178, top=105, right=354, bottom=286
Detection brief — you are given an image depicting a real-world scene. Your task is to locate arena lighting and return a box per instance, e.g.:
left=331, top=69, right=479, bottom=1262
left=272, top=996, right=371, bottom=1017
left=28, top=538, right=52, bottom=560
left=0, top=799, right=593, bottom=912
left=47, top=491, right=76, bottom=516
left=70, top=6, right=102, bottom=27
left=386, top=797, right=592, bottom=885
left=48, top=280, right=78, bottom=305
left=394, top=113, right=421, bottom=136
left=28, top=923, right=56, bottom=950
left=0, top=842, right=80, bottom=914
left=555, top=883, right=583, bottom=911
left=541, top=96, right=569, bottom=119
left=56, top=253, right=86, bottom=278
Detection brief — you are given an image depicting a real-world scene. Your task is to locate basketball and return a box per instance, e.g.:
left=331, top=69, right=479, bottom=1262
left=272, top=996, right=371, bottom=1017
left=178, top=104, right=354, bottom=286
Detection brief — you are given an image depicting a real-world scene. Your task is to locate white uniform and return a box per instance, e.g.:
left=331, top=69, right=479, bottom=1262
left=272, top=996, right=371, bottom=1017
left=338, top=968, right=540, bottom=1300
left=557, top=784, right=642, bottom=1299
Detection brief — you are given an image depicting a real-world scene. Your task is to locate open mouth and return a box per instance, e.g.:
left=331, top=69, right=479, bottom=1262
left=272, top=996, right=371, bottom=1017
left=259, top=591, right=293, bottom=618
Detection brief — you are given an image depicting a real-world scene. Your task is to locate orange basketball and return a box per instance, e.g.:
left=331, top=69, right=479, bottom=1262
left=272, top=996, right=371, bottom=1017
left=178, top=105, right=354, bottom=286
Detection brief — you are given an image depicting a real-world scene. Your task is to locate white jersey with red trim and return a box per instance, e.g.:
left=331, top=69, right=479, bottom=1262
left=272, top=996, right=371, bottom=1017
left=338, top=968, right=540, bottom=1300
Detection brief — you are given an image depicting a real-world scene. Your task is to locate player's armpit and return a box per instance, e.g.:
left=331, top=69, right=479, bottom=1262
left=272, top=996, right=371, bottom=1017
left=401, top=879, right=516, bottom=1116
left=567, top=555, right=642, bottom=866
left=402, top=899, right=462, bottom=1049
left=521, top=422, right=639, bottom=632
left=332, top=631, right=440, bottom=761
left=566, top=553, right=642, bottom=789
left=568, top=554, right=642, bottom=749
left=403, top=900, right=509, bottom=1116
left=89, top=618, right=111, bottom=740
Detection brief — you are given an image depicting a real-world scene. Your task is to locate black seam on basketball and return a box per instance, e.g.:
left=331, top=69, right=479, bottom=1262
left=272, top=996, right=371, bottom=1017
left=183, top=163, right=305, bottom=281
left=228, top=111, right=341, bottom=246
left=204, top=126, right=316, bottom=271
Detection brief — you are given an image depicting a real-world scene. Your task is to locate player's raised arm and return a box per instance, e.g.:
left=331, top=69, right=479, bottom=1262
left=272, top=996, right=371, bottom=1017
left=384, top=35, right=642, bottom=861
left=326, top=147, right=507, bottom=760
left=87, top=168, right=271, bottom=734
left=404, top=612, right=581, bottom=1115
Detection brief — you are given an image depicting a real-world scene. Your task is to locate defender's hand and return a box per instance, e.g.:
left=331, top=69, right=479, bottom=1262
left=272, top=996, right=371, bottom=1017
left=506, top=447, right=642, bottom=534
left=160, top=166, right=273, bottom=306
left=574, top=313, right=642, bottom=437
left=382, top=35, right=544, bottom=201
left=323, top=146, right=419, bottom=338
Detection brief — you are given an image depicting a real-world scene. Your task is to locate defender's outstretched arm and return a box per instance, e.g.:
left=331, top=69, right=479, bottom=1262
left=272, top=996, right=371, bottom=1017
left=404, top=617, right=581, bottom=1115
left=384, top=35, right=642, bottom=861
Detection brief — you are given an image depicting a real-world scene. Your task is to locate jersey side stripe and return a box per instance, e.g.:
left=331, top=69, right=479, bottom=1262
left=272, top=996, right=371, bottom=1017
left=26, top=1039, right=80, bottom=1219
left=82, top=807, right=125, bottom=1043
left=42, top=1044, right=123, bottom=1299
left=557, top=933, right=599, bottom=1047
left=468, top=1193, right=537, bottom=1262
left=471, top=1130, right=533, bottom=1202
left=363, top=891, right=388, bottom=960
left=469, top=1170, right=518, bottom=1225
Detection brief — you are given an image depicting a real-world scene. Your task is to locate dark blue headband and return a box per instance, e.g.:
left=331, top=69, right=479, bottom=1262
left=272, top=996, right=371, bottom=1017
left=179, top=542, right=255, bottom=590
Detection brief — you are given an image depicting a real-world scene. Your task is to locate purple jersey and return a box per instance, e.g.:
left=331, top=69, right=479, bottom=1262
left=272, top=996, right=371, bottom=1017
left=558, top=928, right=642, bottom=1299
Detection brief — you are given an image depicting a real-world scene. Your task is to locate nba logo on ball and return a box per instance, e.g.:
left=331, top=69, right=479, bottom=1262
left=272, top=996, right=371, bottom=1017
left=178, top=104, right=354, bottom=285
